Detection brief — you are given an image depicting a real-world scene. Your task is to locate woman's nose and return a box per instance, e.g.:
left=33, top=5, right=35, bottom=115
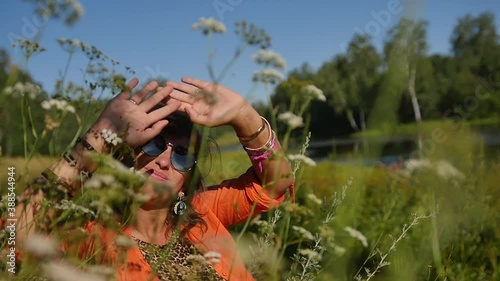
left=155, top=146, right=173, bottom=169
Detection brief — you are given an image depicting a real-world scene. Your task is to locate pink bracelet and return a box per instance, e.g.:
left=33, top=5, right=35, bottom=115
left=246, top=130, right=279, bottom=173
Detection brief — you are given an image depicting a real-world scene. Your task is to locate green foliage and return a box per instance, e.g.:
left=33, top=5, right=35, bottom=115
left=0, top=2, right=499, bottom=280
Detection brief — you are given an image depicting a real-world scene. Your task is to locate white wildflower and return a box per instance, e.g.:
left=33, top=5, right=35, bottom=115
left=204, top=251, right=221, bottom=264
left=435, top=160, right=465, bottom=181
left=288, top=154, right=317, bottom=167
left=292, top=226, right=315, bottom=240
left=344, top=226, right=368, bottom=247
left=84, top=174, right=115, bottom=189
left=299, top=249, right=322, bottom=261
left=115, top=235, right=135, bottom=248
left=332, top=244, right=346, bottom=256
left=54, top=199, right=96, bottom=217
left=41, top=100, right=50, bottom=110
left=278, top=111, right=304, bottom=129
left=87, top=265, right=115, bottom=277
left=192, top=17, right=226, bottom=34
left=40, top=99, right=76, bottom=113
left=43, top=261, right=106, bottom=281
left=3, top=86, right=12, bottom=95
left=404, top=158, right=432, bottom=172
left=252, top=50, right=286, bottom=70
left=307, top=193, right=323, bottom=205
left=252, top=68, right=284, bottom=84
left=187, top=254, right=208, bottom=264
left=71, top=39, right=81, bottom=47
left=57, top=38, right=68, bottom=45
left=101, top=129, right=123, bottom=146
left=8, top=82, right=41, bottom=99
left=303, top=84, right=326, bottom=102
left=71, top=0, right=85, bottom=19
left=24, top=233, right=58, bottom=259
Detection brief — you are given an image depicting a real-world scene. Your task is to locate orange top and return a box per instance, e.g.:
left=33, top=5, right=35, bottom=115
left=60, top=168, right=293, bottom=281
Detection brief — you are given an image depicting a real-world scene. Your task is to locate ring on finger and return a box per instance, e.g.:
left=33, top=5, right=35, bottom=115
left=128, top=98, right=139, bottom=105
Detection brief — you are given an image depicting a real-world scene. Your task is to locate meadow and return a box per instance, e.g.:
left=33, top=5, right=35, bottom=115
left=1, top=1, right=499, bottom=280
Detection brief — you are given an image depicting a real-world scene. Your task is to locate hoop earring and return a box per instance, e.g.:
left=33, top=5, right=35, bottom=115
left=173, top=191, right=187, bottom=215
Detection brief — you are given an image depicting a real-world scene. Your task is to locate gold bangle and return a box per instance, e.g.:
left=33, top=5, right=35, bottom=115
left=237, top=116, right=268, bottom=142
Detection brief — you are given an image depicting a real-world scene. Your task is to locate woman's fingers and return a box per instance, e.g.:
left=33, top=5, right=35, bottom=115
left=169, top=89, right=196, bottom=104
left=180, top=77, right=212, bottom=89
left=142, top=119, right=169, bottom=141
left=131, top=80, right=158, bottom=103
left=147, top=99, right=181, bottom=124
left=139, top=85, right=173, bottom=110
left=167, top=81, right=199, bottom=95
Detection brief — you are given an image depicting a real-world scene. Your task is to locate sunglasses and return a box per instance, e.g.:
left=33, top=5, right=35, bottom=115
left=140, top=135, right=197, bottom=172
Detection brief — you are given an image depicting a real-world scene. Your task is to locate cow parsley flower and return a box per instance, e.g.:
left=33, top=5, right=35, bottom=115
left=344, top=226, right=368, bottom=247
left=303, top=84, right=326, bottom=102
left=204, top=251, right=221, bottom=264
left=299, top=249, right=322, bottom=261
left=252, top=68, right=284, bottom=84
left=6, top=82, right=41, bottom=99
left=40, top=99, right=76, bottom=113
left=101, top=129, right=123, bottom=146
left=278, top=112, right=304, bottom=129
left=252, top=50, right=286, bottom=70
left=307, top=193, right=323, bottom=205
left=292, top=226, right=315, bottom=240
left=288, top=154, right=317, bottom=167
left=192, top=17, right=226, bottom=34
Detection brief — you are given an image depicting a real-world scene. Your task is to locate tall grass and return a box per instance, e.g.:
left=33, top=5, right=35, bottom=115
left=0, top=2, right=499, bottom=280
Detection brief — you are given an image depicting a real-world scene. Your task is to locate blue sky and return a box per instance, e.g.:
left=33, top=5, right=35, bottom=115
left=1, top=0, right=499, bottom=102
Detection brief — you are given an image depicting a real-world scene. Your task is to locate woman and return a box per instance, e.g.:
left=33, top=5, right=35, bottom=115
left=12, top=77, right=294, bottom=280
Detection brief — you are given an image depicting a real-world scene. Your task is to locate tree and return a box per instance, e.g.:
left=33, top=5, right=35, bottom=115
left=384, top=18, right=429, bottom=125
left=345, top=33, right=383, bottom=130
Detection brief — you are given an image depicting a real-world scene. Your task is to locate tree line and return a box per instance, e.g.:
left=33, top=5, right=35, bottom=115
left=1, top=13, right=500, bottom=156
left=263, top=12, right=500, bottom=139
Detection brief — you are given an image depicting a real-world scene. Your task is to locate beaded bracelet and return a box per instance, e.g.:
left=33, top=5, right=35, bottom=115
left=77, top=137, right=95, bottom=151
left=41, top=168, right=75, bottom=196
left=237, top=116, right=268, bottom=142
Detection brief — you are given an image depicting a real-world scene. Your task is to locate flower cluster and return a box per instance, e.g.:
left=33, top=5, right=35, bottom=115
left=307, top=193, right=323, bottom=205
left=34, top=0, right=84, bottom=26
left=192, top=17, right=226, bottom=35
left=252, top=50, right=286, bottom=71
left=101, top=129, right=123, bottom=146
left=344, top=226, right=368, bottom=247
left=23, top=233, right=59, bottom=259
left=292, top=225, right=315, bottom=241
left=41, top=99, right=76, bottom=113
left=4, top=82, right=41, bottom=99
left=299, top=248, right=322, bottom=261
left=278, top=111, right=304, bottom=129
left=204, top=251, right=222, bottom=264
left=303, top=84, right=326, bottom=102
left=288, top=154, right=317, bottom=167
left=252, top=69, right=284, bottom=85
left=54, top=199, right=96, bottom=217
left=12, top=38, right=46, bottom=57
left=235, top=21, right=271, bottom=49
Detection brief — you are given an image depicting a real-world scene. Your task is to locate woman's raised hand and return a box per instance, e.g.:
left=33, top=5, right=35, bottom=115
left=91, top=78, right=181, bottom=148
left=166, top=77, right=250, bottom=128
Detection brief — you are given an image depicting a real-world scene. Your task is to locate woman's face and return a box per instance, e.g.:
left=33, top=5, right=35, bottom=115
left=135, top=133, right=196, bottom=208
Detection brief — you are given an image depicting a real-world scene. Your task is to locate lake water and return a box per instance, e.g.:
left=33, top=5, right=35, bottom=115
left=307, top=131, right=500, bottom=166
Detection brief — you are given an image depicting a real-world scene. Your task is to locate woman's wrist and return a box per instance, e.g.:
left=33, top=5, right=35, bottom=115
left=231, top=104, right=265, bottom=141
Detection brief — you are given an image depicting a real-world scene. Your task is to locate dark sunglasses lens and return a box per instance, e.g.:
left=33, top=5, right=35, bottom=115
left=142, top=136, right=165, bottom=156
left=171, top=150, right=196, bottom=171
